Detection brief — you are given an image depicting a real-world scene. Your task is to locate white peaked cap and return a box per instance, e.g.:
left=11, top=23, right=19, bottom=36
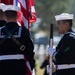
left=3, top=5, right=20, bottom=12
left=55, top=13, right=74, bottom=21
left=0, top=3, right=5, bottom=10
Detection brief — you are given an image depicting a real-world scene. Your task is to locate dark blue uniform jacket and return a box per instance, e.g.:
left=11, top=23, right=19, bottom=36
left=0, top=22, right=35, bottom=75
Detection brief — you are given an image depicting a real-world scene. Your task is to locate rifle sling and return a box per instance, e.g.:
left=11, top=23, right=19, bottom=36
left=0, top=26, right=25, bottom=51
left=10, top=35, right=26, bottom=51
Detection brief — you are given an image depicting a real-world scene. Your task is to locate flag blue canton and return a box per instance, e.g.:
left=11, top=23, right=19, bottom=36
left=14, top=0, right=18, bottom=6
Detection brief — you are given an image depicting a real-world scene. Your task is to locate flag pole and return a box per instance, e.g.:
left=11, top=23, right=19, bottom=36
left=49, top=12, right=54, bottom=75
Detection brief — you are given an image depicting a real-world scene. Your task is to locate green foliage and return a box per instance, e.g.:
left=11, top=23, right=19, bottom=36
left=33, top=0, right=74, bottom=34
left=35, top=0, right=71, bottom=16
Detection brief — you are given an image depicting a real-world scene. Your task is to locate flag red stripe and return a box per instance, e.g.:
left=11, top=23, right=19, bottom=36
left=17, top=11, right=24, bottom=27
left=1, top=0, right=13, bottom=4
left=29, top=0, right=34, bottom=6
left=18, top=0, right=29, bottom=29
left=18, top=1, right=29, bottom=20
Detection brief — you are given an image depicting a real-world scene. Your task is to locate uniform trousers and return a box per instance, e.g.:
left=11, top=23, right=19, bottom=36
left=56, top=68, right=75, bottom=75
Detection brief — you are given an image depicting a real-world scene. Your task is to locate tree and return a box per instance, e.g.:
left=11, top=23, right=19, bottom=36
left=34, top=0, right=72, bottom=33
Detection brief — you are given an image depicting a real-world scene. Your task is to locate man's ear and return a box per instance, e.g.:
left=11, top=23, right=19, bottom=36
left=65, top=22, right=70, bottom=30
left=65, top=22, right=69, bottom=26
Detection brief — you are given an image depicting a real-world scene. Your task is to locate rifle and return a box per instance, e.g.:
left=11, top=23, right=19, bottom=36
left=48, top=12, right=54, bottom=75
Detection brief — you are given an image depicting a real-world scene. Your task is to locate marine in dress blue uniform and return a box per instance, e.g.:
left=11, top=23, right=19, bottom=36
left=0, top=5, right=35, bottom=75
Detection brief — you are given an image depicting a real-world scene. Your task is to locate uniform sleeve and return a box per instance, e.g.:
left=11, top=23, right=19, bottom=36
left=22, top=27, right=35, bottom=70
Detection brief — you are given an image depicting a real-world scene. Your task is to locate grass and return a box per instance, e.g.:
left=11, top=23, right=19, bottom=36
left=35, top=59, right=45, bottom=75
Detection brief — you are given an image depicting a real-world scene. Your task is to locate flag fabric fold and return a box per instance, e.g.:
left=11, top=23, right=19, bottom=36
left=29, top=0, right=36, bottom=23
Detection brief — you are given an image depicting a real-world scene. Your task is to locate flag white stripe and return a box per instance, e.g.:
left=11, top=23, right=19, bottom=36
left=31, top=6, right=35, bottom=12
left=26, top=61, right=32, bottom=71
left=22, top=15, right=29, bottom=29
left=13, top=0, right=16, bottom=6
left=20, top=0, right=26, bottom=9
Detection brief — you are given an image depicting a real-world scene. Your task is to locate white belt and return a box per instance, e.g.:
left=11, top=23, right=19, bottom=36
left=57, top=64, right=75, bottom=70
left=0, top=54, right=24, bottom=60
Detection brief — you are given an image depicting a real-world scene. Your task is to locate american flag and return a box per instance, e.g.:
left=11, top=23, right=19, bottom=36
left=0, top=0, right=36, bottom=75
left=0, top=0, right=36, bottom=29
left=15, top=0, right=36, bottom=29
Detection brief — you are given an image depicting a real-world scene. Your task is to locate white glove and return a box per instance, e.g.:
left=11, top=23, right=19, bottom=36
left=46, top=47, right=55, bottom=56
left=46, top=65, right=50, bottom=73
